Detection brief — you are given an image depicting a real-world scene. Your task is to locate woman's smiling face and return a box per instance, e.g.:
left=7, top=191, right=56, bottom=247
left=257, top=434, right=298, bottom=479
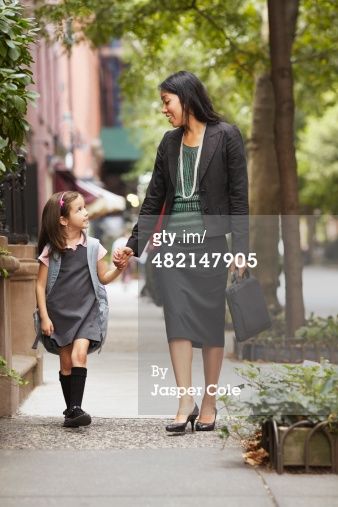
left=161, top=91, right=184, bottom=127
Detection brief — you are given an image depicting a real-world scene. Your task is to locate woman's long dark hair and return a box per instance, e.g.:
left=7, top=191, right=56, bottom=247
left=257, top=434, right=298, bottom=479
left=160, top=71, right=223, bottom=129
left=38, top=191, right=81, bottom=255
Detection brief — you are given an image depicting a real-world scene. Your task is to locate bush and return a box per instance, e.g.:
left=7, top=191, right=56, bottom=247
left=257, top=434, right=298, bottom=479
left=220, top=360, right=338, bottom=440
left=250, top=312, right=338, bottom=346
left=0, top=0, right=38, bottom=178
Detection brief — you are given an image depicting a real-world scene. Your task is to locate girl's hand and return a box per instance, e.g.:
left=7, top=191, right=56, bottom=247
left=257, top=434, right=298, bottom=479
left=113, top=247, right=134, bottom=270
left=98, top=256, right=125, bottom=284
left=41, top=317, right=54, bottom=336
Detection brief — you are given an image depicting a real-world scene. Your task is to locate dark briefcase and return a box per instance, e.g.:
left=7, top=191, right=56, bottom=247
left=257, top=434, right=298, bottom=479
left=226, top=270, right=272, bottom=342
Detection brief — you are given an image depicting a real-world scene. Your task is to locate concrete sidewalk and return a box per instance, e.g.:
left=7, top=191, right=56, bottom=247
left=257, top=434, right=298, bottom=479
left=0, top=443, right=337, bottom=507
left=1, top=279, right=337, bottom=507
left=0, top=448, right=277, bottom=507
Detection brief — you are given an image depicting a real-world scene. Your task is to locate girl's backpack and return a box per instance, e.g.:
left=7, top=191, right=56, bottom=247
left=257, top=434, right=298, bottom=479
left=32, top=236, right=109, bottom=355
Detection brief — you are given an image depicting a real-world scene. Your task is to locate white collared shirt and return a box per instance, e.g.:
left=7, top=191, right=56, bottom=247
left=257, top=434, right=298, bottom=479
left=38, top=233, right=107, bottom=266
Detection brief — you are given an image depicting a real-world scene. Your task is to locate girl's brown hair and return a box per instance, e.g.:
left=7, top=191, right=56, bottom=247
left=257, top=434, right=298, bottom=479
left=38, top=191, right=82, bottom=255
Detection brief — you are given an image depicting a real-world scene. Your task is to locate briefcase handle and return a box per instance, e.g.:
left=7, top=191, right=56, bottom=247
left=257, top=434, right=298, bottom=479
left=231, top=268, right=250, bottom=284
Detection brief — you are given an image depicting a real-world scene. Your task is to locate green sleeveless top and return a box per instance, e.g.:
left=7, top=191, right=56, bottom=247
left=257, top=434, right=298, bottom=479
left=167, top=144, right=204, bottom=238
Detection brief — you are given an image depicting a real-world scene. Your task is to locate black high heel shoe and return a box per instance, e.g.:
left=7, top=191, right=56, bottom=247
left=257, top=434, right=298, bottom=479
left=166, top=403, right=199, bottom=433
left=195, top=408, right=217, bottom=431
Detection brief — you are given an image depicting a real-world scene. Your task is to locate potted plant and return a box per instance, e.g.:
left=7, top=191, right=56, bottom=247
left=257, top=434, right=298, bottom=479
left=220, top=360, right=338, bottom=473
left=234, top=313, right=338, bottom=364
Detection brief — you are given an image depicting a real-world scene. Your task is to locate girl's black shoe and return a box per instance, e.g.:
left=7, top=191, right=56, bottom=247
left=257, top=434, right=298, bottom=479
left=195, top=408, right=217, bottom=431
left=63, top=406, right=91, bottom=428
left=166, top=403, right=199, bottom=433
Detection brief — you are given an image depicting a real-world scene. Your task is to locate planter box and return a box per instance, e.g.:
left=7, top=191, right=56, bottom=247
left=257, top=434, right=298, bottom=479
left=262, top=420, right=338, bottom=473
left=279, top=426, right=333, bottom=466
left=235, top=340, right=338, bottom=364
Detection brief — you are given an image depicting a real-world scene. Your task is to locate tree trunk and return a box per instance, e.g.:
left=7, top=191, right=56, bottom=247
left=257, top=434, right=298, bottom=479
left=248, top=73, right=281, bottom=312
left=248, top=3, right=298, bottom=315
left=267, top=0, right=305, bottom=335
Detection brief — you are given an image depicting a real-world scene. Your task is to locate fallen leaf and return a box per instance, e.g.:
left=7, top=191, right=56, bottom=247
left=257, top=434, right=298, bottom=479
left=243, top=447, right=269, bottom=466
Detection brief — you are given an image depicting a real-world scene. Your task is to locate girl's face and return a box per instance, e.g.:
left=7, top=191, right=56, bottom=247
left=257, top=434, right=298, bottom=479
left=61, top=195, right=89, bottom=230
left=161, top=91, right=184, bottom=127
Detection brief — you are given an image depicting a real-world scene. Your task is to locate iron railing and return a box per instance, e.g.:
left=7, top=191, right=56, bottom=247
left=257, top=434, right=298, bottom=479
left=0, top=157, right=29, bottom=244
left=261, top=419, right=338, bottom=474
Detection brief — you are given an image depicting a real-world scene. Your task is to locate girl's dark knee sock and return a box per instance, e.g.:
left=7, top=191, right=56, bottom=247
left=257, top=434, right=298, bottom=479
left=70, top=367, right=87, bottom=408
left=59, top=371, right=71, bottom=409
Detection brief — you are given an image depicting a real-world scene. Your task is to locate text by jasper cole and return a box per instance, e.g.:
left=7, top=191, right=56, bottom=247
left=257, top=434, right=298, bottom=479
left=151, top=384, right=242, bottom=398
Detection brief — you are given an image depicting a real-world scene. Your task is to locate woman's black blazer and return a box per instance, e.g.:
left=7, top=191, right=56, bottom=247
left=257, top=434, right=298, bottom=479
left=126, top=121, right=249, bottom=257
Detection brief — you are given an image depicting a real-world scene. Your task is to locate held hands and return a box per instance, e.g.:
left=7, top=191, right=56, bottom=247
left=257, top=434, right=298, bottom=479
left=229, top=261, right=247, bottom=278
left=41, top=317, right=54, bottom=336
left=113, top=247, right=134, bottom=270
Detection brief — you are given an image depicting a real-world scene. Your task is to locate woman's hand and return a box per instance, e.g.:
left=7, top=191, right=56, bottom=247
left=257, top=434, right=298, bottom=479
left=41, top=317, right=54, bottom=336
left=229, top=261, right=247, bottom=278
left=113, top=247, right=134, bottom=270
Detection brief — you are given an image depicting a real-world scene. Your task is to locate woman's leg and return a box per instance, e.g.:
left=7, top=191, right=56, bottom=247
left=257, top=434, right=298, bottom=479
left=200, top=346, right=224, bottom=423
left=169, top=338, right=195, bottom=422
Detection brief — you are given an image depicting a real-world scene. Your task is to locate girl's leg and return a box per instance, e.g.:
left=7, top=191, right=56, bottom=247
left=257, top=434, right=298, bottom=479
left=59, top=343, right=73, bottom=374
left=71, top=338, right=90, bottom=367
left=69, top=338, right=90, bottom=409
left=200, top=346, right=224, bottom=423
left=168, top=338, right=195, bottom=422
left=59, top=343, right=73, bottom=412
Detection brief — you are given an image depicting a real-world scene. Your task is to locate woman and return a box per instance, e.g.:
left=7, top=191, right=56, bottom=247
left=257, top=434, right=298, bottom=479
left=113, top=71, right=249, bottom=432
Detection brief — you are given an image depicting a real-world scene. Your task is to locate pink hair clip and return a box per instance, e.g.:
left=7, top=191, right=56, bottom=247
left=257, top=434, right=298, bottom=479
left=59, top=192, right=65, bottom=208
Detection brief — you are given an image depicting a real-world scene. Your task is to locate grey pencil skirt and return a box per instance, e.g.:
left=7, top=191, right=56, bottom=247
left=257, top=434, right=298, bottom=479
left=157, top=235, right=229, bottom=348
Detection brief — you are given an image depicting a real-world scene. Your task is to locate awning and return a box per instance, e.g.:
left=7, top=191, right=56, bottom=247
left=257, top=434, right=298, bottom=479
left=54, top=169, right=126, bottom=219
left=54, top=169, right=97, bottom=205
left=76, top=179, right=125, bottom=219
left=100, top=127, right=140, bottom=162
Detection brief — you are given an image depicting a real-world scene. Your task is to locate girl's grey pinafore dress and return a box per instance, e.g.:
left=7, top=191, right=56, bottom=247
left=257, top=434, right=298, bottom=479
left=43, top=244, right=102, bottom=354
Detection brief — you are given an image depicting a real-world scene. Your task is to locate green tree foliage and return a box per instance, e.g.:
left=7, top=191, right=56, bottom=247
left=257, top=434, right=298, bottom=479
left=0, top=0, right=39, bottom=177
left=34, top=0, right=265, bottom=174
left=35, top=0, right=338, bottom=185
left=293, top=0, right=338, bottom=118
left=298, top=103, right=338, bottom=214
left=35, top=0, right=266, bottom=75
left=119, top=30, right=253, bottom=177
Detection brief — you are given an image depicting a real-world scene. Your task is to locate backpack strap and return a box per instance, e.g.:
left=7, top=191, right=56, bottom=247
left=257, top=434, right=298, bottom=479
left=86, top=236, right=100, bottom=299
left=45, top=245, right=61, bottom=296
left=86, top=236, right=109, bottom=350
left=32, top=247, right=61, bottom=350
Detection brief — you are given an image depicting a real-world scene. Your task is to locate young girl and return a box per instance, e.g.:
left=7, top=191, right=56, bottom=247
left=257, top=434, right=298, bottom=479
left=34, top=191, right=124, bottom=428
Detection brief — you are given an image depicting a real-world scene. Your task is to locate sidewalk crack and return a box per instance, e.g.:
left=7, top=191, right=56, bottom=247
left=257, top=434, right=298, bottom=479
left=255, top=468, right=279, bottom=507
